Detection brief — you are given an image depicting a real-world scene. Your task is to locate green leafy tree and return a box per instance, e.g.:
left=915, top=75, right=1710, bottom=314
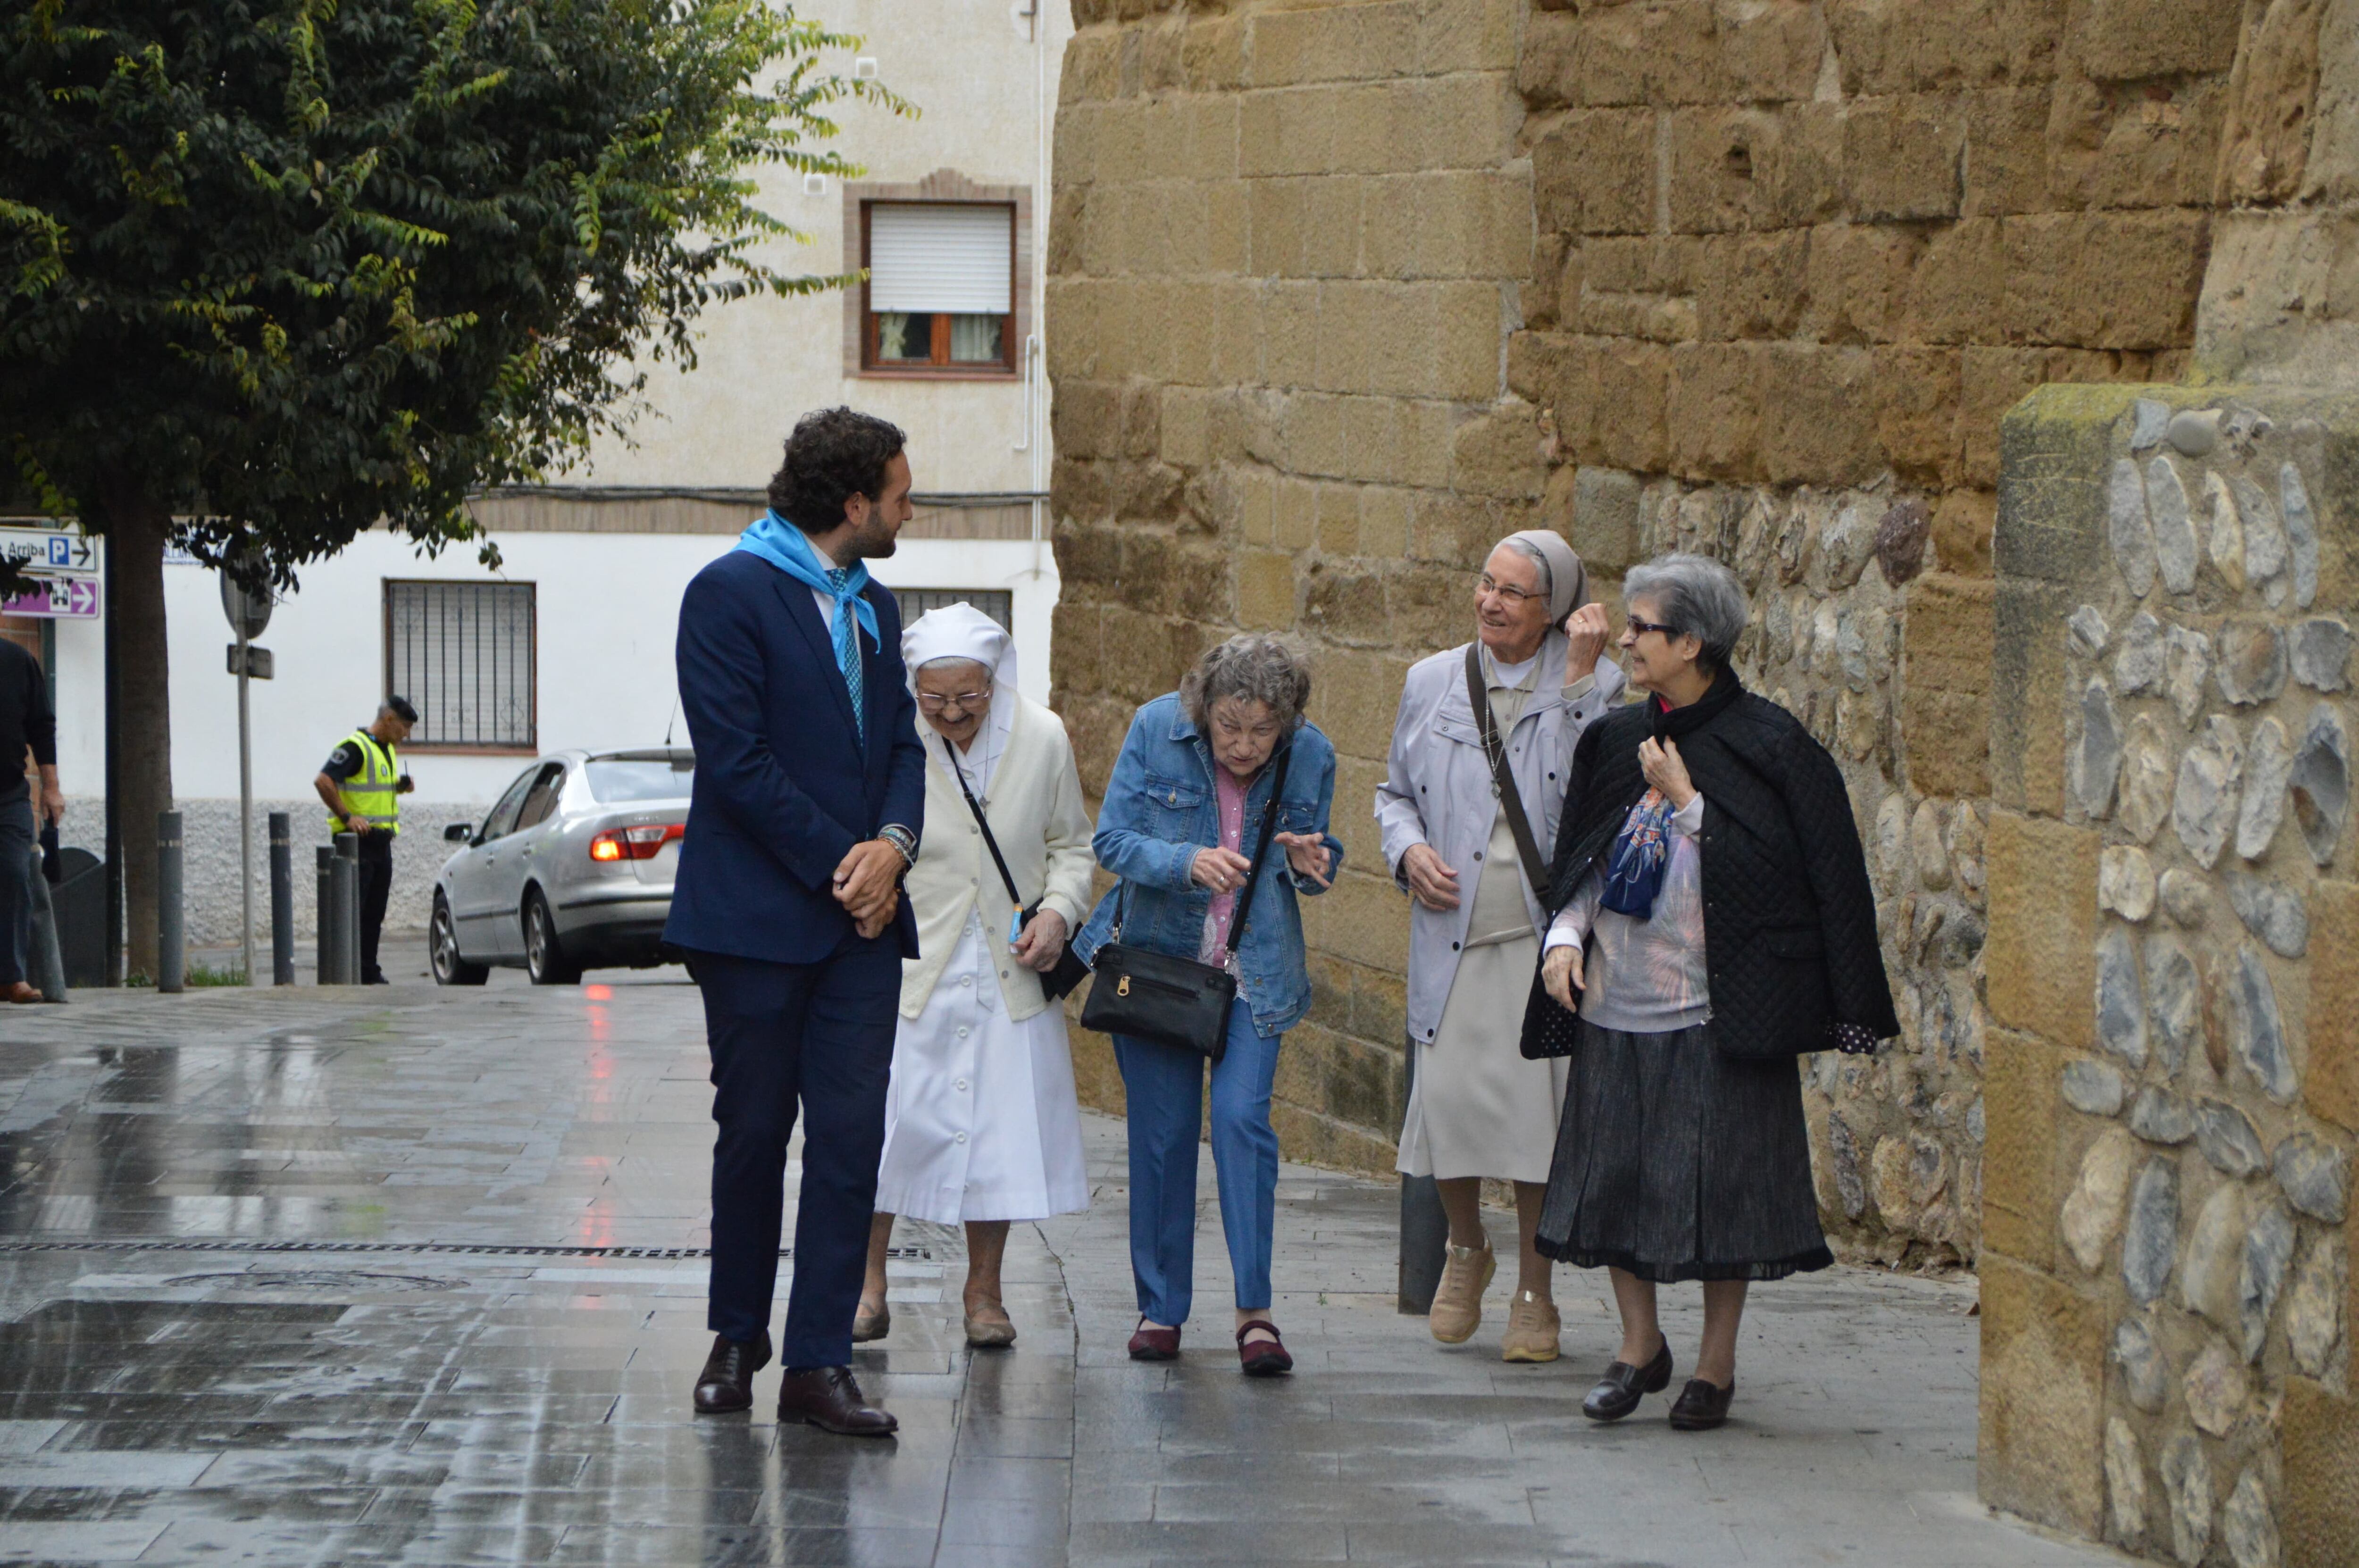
left=0, top=0, right=906, bottom=976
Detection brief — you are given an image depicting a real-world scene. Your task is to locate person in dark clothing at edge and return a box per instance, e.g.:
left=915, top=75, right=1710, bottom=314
left=0, top=635, right=63, bottom=1004
left=313, top=698, right=418, bottom=985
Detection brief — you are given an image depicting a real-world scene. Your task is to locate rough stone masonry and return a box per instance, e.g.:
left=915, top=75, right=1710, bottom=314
left=1045, top=0, right=2356, bottom=1560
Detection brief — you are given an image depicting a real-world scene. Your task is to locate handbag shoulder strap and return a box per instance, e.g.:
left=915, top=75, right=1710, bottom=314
left=1223, top=745, right=1294, bottom=958
left=1464, top=643, right=1550, bottom=898
left=941, top=736, right=1031, bottom=912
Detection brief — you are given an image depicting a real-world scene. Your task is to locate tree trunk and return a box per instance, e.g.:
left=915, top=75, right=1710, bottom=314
left=97, top=492, right=173, bottom=983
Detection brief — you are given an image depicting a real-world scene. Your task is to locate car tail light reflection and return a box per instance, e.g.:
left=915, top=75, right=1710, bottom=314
left=590, top=823, right=684, bottom=862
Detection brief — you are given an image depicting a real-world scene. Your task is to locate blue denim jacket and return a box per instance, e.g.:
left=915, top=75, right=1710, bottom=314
left=1074, top=694, right=1343, bottom=1038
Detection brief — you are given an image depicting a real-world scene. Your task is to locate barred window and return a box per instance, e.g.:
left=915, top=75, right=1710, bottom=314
left=384, top=580, right=536, bottom=750
left=892, top=588, right=1012, bottom=632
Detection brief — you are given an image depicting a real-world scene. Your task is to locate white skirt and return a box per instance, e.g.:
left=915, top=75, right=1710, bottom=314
left=874, top=915, right=1090, bottom=1225
left=1395, top=930, right=1572, bottom=1184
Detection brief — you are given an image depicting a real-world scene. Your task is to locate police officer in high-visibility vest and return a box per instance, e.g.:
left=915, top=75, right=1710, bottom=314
left=312, top=697, right=418, bottom=984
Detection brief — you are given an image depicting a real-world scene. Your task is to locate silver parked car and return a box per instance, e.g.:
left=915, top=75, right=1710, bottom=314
left=429, top=749, right=694, bottom=985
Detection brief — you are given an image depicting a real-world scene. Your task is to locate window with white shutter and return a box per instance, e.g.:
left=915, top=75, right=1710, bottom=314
left=862, top=201, right=1016, bottom=373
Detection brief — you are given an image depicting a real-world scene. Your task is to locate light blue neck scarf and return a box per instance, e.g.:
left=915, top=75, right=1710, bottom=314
left=734, top=509, right=880, bottom=651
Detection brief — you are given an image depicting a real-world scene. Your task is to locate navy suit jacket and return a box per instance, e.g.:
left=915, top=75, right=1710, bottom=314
left=665, top=549, right=926, bottom=964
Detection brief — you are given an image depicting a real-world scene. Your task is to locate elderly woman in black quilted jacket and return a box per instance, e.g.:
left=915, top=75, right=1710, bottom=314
left=1529, top=552, right=1897, bottom=1432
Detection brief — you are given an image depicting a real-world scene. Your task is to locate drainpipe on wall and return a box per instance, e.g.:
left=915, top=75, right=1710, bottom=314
left=1011, top=0, right=1046, bottom=579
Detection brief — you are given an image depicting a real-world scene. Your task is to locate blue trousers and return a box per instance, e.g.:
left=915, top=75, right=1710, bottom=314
left=692, top=939, right=899, bottom=1368
left=1115, top=1005, right=1282, bottom=1326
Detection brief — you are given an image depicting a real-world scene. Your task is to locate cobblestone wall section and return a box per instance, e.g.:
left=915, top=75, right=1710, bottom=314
left=1983, top=381, right=2355, bottom=1567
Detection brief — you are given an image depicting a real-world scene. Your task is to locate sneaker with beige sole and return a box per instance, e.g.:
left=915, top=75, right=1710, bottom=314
left=1499, top=1289, right=1561, bottom=1363
left=1427, top=1239, right=1496, bottom=1344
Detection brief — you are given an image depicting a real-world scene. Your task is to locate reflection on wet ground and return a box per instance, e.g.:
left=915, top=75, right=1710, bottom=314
left=0, top=971, right=2114, bottom=1566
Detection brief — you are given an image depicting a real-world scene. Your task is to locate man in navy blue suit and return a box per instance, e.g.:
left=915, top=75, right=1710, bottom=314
left=667, top=407, right=927, bottom=1435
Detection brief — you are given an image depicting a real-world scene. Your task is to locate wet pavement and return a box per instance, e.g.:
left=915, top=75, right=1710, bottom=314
left=0, top=955, right=2124, bottom=1566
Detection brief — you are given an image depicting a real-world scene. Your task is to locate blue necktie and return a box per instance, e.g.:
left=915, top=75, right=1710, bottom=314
left=827, top=568, right=865, bottom=746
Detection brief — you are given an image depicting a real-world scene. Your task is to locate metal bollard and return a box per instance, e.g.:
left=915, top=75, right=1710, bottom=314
left=1396, top=1043, right=1447, bottom=1313
left=316, top=845, right=337, bottom=985
left=332, top=833, right=360, bottom=986
left=26, top=844, right=65, bottom=1002
left=268, top=813, right=294, bottom=986
left=157, top=810, right=184, bottom=994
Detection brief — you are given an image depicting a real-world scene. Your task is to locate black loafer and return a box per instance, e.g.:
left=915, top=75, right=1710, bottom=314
left=1668, top=1376, right=1734, bottom=1431
left=693, top=1331, right=772, bottom=1415
left=1581, top=1338, right=1673, bottom=1422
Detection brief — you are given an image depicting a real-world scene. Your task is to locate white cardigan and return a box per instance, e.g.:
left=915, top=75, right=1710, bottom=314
left=899, top=694, right=1096, bottom=1022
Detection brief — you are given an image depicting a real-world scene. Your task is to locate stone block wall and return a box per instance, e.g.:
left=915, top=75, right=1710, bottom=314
left=1045, top=0, right=2359, bottom=1557
left=1503, top=0, right=2327, bottom=1266
left=1049, top=0, right=1538, bottom=1169
left=1048, top=0, right=2266, bottom=1261
left=1981, top=381, right=2354, bottom=1568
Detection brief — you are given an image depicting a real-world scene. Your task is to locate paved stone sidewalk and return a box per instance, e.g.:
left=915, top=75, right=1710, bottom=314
left=0, top=972, right=2125, bottom=1566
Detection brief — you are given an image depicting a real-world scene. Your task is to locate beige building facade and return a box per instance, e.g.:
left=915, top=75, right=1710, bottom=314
left=1044, top=0, right=2356, bottom=1560
left=476, top=0, right=1080, bottom=704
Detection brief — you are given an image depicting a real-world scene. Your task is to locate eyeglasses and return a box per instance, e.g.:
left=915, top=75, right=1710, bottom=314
left=917, top=689, right=991, bottom=713
left=1624, top=617, right=1679, bottom=639
left=1476, top=573, right=1543, bottom=608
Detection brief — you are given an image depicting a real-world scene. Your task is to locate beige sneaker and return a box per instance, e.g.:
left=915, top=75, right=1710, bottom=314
left=1428, top=1239, right=1496, bottom=1344
left=1499, top=1289, right=1561, bottom=1363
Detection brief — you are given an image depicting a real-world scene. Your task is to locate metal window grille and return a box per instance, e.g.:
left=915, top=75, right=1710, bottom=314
left=892, top=588, right=1012, bottom=631
left=384, top=580, right=536, bottom=749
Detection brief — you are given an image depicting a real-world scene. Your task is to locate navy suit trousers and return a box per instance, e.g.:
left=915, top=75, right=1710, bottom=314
left=693, top=938, right=900, bottom=1368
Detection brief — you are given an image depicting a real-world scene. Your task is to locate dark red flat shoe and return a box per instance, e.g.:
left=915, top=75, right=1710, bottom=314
left=1127, top=1318, right=1180, bottom=1361
left=1236, top=1319, right=1292, bottom=1377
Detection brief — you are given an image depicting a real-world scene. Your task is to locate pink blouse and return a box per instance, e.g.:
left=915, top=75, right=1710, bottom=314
left=1196, top=766, right=1251, bottom=966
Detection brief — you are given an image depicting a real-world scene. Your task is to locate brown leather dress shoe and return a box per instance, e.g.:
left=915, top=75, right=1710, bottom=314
left=692, top=1331, right=771, bottom=1415
left=777, top=1365, right=898, bottom=1437
left=5, top=981, right=39, bottom=1004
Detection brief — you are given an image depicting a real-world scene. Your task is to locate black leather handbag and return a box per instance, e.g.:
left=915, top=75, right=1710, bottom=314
left=1518, top=966, right=1582, bottom=1060
left=940, top=737, right=1090, bottom=1002
left=1079, top=748, right=1292, bottom=1063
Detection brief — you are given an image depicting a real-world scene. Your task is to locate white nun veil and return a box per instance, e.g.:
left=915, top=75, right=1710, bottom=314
left=901, top=602, right=1020, bottom=793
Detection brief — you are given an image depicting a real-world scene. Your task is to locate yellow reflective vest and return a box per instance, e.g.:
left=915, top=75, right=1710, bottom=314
left=330, top=728, right=401, bottom=835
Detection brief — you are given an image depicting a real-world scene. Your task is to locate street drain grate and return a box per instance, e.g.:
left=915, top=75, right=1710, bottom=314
left=0, top=1240, right=934, bottom=1261
left=163, top=1270, right=462, bottom=1293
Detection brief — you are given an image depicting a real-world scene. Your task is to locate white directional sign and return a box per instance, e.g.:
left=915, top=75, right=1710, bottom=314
left=0, top=523, right=104, bottom=618
left=0, top=525, right=100, bottom=575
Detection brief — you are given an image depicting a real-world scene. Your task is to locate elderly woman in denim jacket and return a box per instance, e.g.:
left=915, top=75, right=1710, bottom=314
left=1073, top=634, right=1342, bottom=1376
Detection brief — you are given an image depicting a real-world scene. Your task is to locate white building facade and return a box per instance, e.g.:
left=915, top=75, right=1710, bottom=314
left=12, top=0, right=1071, bottom=952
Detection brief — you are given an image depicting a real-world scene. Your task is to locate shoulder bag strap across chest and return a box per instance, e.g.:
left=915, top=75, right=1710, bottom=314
left=943, top=736, right=1031, bottom=912
left=1464, top=643, right=1550, bottom=897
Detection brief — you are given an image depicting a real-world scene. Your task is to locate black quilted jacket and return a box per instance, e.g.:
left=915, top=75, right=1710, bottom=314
left=1543, top=671, right=1899, bottom=1058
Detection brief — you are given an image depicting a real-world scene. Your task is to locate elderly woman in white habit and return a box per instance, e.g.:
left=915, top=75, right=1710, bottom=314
left=1375, top=530, right=1621, bottom=1362
left=854, top=603, right=1095, bottom=1348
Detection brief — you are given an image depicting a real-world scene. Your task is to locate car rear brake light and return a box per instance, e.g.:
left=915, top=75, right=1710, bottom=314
left=590, top=823, right=685, bottom=862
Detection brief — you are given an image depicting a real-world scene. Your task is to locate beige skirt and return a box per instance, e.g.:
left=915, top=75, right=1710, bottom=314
left=1395, top=931, right=1572, bottom=1184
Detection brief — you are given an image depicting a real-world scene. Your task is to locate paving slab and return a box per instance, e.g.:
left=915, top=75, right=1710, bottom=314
left=0, top=968, right=2128, bottom=1566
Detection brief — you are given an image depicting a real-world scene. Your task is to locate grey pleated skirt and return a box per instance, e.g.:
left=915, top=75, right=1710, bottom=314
left=1534, top=1019, right=1833, bottom=1283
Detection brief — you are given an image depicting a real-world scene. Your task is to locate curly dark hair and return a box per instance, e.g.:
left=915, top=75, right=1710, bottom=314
left=767, top=407, right=908, bottom=533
